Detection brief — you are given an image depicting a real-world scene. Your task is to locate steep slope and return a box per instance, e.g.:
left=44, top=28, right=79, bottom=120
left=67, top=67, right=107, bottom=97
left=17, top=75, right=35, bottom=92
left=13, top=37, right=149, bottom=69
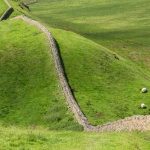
left=30, top=0, right=150, bottom=72
left=50, top=28, right=150, bottom=125
left=0, top=19, right=82, bottom=130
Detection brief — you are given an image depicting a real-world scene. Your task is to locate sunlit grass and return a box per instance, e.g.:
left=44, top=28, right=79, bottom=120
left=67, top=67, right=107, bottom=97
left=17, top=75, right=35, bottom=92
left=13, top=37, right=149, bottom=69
left=0, top=0, right=7, bottom=17
left=0, top=125, right=150, bottom=150
left=30, top=0, right=150, bottom=72
left=50, top=28, right=150, bottom=125
left=0, top=19, right=82, bottom=130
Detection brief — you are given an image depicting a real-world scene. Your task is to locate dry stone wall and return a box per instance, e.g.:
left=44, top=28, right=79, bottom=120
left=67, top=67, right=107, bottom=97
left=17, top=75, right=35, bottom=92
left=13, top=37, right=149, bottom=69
left=24, top=0, right=37, bottom=5
left=12, top=15, right=150, bottom=132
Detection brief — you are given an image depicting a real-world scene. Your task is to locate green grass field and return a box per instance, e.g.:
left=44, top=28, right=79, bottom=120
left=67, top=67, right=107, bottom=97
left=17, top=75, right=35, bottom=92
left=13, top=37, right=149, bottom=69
left=30, top=0, right=150, bottom=72
left=29, top=0, right=150, bottom=125
left=0, top=0, right=149, bottom=125
left=0, top=19, right=82, bottom=130
left=0, top=0, right=150, bottom=149
left=9, top=0, right=32, bottom=18
left=0, top=125, right=150, bottom=150
left=50, top=28, right=150, bottom=125
left=0, top=0, right=7, bottom=17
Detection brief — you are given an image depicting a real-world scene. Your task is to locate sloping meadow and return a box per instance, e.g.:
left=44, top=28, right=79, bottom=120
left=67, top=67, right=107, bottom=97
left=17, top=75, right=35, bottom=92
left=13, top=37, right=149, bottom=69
left=0, top=19, right=82, bottom=130
left=0, top=0, right=7, bottom=17
left=51, top=28, right=150, bottom=125
left=30, top=0, right=150, bottom=125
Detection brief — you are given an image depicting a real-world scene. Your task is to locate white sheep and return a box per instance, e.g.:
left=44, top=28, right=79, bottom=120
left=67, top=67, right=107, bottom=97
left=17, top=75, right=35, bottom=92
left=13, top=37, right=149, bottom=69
left=140, top=103, right=147, bottom=109
left=141, top=87, right=148, bottom=93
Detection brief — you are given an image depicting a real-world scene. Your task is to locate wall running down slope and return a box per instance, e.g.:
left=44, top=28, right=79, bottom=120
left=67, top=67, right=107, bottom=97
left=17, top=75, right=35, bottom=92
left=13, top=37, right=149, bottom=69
left=13, top=15, right=150, bottom=132
left=14, top=15, right=91, bottom=131
left=1, top=0, right=150, bottom=131
left=0, top=0, right=13, bottom=21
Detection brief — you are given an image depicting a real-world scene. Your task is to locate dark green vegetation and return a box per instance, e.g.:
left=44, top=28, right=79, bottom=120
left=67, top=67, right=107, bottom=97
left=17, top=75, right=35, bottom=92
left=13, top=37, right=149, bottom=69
left=30, top=0, right=150, bottom=125
left=0, top=125, right=150, bottom=150
left=0, top=19, right=82, bottom=130
left=0, top=0, right=7, bottom=16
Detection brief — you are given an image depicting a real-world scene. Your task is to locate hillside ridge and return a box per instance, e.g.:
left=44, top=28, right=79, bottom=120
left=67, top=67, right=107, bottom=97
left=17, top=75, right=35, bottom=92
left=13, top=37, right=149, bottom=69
left=1, top=0, right=150, bottom=132
left=12, top=15, right=150, bottom=132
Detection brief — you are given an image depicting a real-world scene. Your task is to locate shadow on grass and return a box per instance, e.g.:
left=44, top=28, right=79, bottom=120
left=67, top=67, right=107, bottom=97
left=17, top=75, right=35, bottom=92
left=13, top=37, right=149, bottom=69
left=54, top=39, right=85, bottom=113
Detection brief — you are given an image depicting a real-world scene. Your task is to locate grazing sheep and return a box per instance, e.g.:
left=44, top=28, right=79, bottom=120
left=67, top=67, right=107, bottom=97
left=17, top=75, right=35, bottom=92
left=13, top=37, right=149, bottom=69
left=141, top=87, right=148, bottom=93
left=140, top=103, right=147, bottom=109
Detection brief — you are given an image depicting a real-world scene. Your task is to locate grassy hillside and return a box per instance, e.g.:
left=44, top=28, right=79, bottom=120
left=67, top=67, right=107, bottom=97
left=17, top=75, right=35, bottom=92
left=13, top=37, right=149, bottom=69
left=1, top=0, right=149, bottom=126
left=0, top=1, right=149, bottom=149
left=50, top=28, right=150, bottom=125
left=0, top=0, right=7, bottom=16
left=28, top=0, right=150, bottom=125
left=0, top=19, right=82, bottom=130
left=30, top=0, right=150, bottom=72
left=9, top=0, right=31, bottom=18
left=0, top=125, right=150, bottom=150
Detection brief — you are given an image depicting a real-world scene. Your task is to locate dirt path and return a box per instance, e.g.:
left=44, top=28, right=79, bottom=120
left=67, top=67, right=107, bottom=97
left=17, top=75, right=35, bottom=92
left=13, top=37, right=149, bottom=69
left=12, top=15, right=150, bottom=132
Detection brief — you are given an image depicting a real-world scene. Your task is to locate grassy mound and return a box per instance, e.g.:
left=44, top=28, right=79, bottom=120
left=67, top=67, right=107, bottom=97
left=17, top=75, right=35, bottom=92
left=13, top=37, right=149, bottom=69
left=50, top=28, right=150, bottom=125
left=30, top=0, right=150, bottom=71
left=0, top=19, right=82, bottom=130
left=0, top=125, right=150, bottom=150
left=0, top=0, right=7, bottom=17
